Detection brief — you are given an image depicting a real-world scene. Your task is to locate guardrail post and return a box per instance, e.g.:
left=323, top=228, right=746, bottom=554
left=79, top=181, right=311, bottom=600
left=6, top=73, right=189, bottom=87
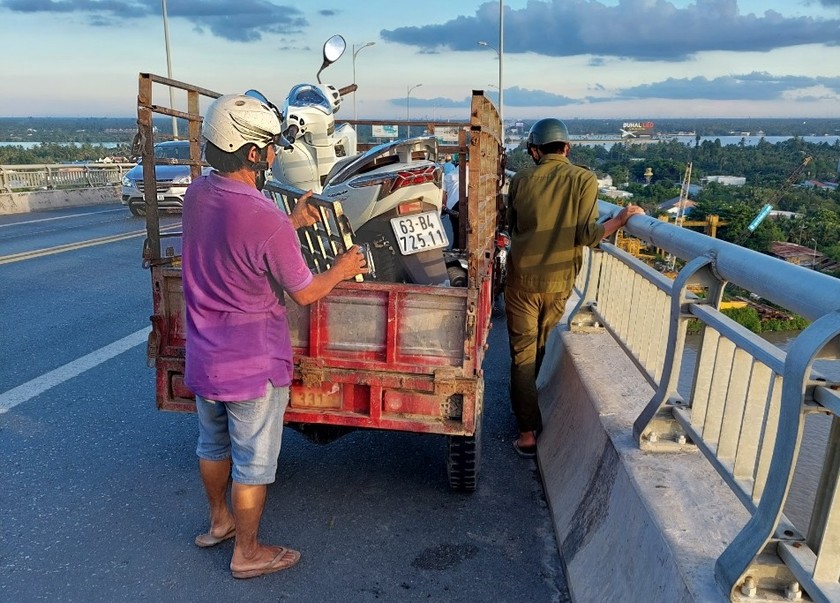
left=633, top=253, right=726, bottom=450
left=0, top=166, right=9, bottom=193
left=716, top=311, right=840, bottom=602
left=569, top=247, right=604, bottom=332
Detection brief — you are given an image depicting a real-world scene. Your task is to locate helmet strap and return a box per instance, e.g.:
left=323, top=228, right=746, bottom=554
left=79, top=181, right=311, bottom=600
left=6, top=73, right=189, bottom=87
left=247, top=144, right=271, bottom=190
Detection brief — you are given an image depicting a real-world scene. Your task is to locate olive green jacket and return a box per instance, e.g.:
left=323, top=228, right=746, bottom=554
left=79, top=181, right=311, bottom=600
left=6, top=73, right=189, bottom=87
left=506, top=153, right=604, bottom=293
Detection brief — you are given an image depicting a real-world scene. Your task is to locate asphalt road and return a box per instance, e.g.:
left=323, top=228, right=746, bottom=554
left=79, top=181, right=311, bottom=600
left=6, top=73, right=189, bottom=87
left=0, top=204, right=568, bottom=602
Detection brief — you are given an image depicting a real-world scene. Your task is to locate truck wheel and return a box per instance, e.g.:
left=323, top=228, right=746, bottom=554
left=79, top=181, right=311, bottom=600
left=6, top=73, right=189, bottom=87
left=447, top=419, right=481, bottom=492
left=446, top=264, right=467, bottom=287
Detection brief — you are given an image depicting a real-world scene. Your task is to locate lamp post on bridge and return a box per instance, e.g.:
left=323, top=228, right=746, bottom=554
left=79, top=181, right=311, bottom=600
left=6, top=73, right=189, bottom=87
left=161, top=0, right=177, bottom=139
left=406, top=83, right=423, bottom=122
left=352, top=41, right=375, bottom=123
left=478, top=39, right=503, bottom=138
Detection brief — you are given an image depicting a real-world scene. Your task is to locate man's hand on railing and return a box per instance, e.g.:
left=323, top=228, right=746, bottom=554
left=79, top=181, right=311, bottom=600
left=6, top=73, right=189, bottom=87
left=601, top=203, right=645, bottom=238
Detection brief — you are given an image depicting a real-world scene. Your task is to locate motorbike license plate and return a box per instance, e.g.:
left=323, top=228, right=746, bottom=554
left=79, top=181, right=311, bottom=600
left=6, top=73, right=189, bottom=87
left=390, top=211, right=449, bottom=255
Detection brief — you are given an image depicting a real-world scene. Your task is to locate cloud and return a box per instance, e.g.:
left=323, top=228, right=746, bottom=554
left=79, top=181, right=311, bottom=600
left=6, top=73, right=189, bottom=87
left=394, top=86, right=581, bottom=109
left=0, top=0, right=307, bottom=42
left=614, top=72, right=840, bottom=101
left=397, top=73, right=840, bottom=109
left=381, top=0, right=840, bottom=61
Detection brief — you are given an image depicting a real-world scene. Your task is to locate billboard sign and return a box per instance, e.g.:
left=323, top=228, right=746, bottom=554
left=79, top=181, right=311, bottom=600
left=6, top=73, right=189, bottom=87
left=372, top=125, right=399, bottom=138
left=620, top=121, right=655, bottom=138
left=434, top=126, right=460, bottom=144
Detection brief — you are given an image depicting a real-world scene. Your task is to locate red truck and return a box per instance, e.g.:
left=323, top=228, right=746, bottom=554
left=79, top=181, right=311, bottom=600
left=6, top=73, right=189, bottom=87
left=138, top=73, right=504, bottom=490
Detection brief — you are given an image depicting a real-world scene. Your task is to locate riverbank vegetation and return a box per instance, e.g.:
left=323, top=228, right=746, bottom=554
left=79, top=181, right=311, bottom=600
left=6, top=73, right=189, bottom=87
left=686, top=306, right=810, bottom=336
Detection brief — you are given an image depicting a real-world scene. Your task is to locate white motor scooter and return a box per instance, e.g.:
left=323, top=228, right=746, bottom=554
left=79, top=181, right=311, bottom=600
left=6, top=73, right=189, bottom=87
left=267, top=35, right=450, bottom=285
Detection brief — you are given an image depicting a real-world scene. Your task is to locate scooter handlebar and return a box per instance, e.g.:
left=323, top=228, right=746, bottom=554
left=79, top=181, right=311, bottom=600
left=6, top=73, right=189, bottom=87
left=337, top=84, right=358, bottom=97
left=280, top=124, right=299, bottom=149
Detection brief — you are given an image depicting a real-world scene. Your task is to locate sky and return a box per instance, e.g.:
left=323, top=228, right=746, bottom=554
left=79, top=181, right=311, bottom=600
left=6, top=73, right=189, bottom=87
left=1, top=0, right=840, bottom=120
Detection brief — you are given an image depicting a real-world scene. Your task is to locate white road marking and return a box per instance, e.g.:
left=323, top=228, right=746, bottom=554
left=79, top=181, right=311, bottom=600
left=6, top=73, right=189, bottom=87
left=0, top=208, right=124, bottom=228
left=0, top=229, right=148, bottom=264
left=0, top=328, right=149, bottom=414
left=0, top=223, right=181, bottom=264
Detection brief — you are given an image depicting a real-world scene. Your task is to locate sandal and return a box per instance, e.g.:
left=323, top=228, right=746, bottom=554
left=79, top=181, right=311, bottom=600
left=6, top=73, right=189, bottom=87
left=513, top=440, right=537, bottom=458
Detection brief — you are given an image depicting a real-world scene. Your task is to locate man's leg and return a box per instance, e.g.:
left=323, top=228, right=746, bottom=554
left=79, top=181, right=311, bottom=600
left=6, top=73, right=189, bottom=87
left=199, top=458, right=235, bottom=539
left=226, top=385, right=299, bottom=577
left=535, top=291, right=569, bottom=377
left=505, top=287, right=542, bottom=448
left=229, top=482, right=274, bottom=564
left=196, top=397, right=235, bottom=544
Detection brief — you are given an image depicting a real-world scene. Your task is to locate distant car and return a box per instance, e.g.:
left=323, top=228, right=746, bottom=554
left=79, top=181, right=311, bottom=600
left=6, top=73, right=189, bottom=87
left=121, top=140, right=208, bottom=216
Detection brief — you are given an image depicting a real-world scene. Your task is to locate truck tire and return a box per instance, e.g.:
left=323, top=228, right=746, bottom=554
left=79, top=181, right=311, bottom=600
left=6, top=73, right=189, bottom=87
left=446, top=419, right=481, bottom=491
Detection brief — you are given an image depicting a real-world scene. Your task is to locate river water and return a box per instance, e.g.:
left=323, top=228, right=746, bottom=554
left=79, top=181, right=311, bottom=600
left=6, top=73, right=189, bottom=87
left=570, top=134, right=840, bottom=151
left=0, top=141, right=122, bottom=148
left=682, top=330, right=834, bottom=535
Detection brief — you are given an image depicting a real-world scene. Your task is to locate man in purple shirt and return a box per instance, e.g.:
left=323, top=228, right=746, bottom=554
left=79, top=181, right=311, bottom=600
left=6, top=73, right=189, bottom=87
left=183, top=94, right=367, bottom=579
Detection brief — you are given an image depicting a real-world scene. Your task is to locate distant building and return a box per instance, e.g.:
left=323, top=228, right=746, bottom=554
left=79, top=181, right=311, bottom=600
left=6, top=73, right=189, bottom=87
left=659, top=199, right=696, bottom=216
left=800, top=179, right=838, bottom=191
left=600, top=186, right=634, bottom=200
left=597, top=174, right=613, bottom=188
left=768, top=210, right=800, bottom=220
left=701, top=175, right=746, bottom=186
left=769, top=242, right=839, bottom=272
left=658, top=183, right=702, bottom=215
left=596, top=174, right=633, bottom=200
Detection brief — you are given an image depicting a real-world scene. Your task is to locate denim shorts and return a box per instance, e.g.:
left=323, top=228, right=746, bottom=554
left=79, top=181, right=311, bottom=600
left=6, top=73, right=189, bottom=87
left=195, top=383, right=289, bottom=485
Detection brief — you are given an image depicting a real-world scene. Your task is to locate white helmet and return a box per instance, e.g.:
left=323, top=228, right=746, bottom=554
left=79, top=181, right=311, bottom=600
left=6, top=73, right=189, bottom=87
left=202, top=94, right=281, bottom=153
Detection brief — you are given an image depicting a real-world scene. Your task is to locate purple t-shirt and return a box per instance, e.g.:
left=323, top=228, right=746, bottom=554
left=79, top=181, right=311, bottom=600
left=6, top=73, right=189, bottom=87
left=182, top=172, right=313, bottom=401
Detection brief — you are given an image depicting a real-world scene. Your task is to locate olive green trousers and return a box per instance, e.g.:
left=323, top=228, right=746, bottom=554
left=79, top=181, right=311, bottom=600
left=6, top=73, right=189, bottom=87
left=504, top=287, right=570, bottom=434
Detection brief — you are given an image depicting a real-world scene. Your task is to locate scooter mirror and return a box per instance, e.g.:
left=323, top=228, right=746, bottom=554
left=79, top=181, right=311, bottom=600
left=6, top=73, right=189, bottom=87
left=317, top=34, right=346, bottom=83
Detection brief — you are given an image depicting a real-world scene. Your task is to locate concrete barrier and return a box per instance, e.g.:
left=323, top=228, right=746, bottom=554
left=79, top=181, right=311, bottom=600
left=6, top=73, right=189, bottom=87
left=536, top=309, right=749, bottom=601
left=0, top=186, right=121, bottom=216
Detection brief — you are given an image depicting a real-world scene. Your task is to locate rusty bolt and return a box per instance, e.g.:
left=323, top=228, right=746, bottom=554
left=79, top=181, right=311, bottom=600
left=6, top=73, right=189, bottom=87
left=740, top=576, right=757, bottom=598
left=785, top=581, right=802, bottom=601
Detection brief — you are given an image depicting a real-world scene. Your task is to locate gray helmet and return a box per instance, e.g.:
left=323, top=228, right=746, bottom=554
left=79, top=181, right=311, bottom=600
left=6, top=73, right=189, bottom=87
left=527, top=118, right=570, bottom=146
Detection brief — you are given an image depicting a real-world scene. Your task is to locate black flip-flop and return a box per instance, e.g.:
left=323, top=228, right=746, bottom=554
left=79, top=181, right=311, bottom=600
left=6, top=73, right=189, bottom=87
left=513, top=440, right=536, bottom=458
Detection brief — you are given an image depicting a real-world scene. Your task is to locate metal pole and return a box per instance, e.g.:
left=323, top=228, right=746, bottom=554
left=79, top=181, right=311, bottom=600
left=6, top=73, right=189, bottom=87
left=478, top=39, right=502, bottom=138
left=812, top=238, right=818, bottom=269
left=161, top=0, right=177, bottom=139
left=407, top=83, right=422, bottom=122
left=352, top=42, right=375, bottom=123
left=499, top=0, right=504, bottom=138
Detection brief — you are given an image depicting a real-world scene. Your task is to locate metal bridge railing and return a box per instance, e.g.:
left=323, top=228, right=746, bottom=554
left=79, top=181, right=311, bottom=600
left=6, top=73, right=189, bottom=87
left=569, top=201, right=840, bottom=602
left=0, top=163, right=134, bottom=193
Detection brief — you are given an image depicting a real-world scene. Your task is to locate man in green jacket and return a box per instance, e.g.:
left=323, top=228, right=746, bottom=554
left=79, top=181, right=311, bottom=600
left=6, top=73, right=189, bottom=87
left=506, top=118, right=644, bottom=458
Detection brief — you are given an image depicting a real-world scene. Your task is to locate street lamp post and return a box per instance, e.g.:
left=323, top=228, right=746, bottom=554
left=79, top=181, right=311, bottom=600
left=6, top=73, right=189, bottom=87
left=161, top=0, right=177, bottom=138
left=352, top=41, right=375, bottom=123
left=478, top=37, right=503, bottom=136
left=811, top=238, right=818, bottom=270
left=406, top=83, right=422, bottom=122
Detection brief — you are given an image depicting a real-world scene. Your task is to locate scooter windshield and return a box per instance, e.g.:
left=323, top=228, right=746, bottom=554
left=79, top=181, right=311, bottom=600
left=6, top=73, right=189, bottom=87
left=286, top=84, right=332, bottom=114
